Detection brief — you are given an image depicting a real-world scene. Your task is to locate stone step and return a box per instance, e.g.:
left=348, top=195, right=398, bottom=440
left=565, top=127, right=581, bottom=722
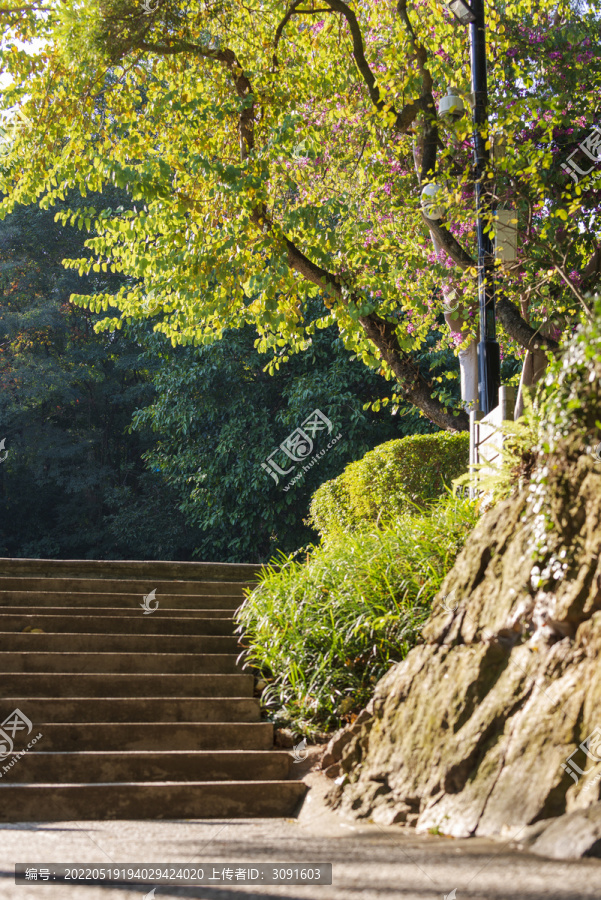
left=0, top=592, right=243, bottom=609
left=0, top=781, right=307, bottom=821
left=0, top=697, right=260, bottom=723
left=0, top=605, right=236, bottom=619
left=0, top=557, right=300, bottom=824
left=0, top=672, right=254, bottom=697
left=9, top=722, right=274, bottom=751
left=0, top=750, right=292, bottom=783
left=0, top=614, right=235, bottom=635
left=0, top=578, right=249, bottom=596
left=0, top=633, right=241, bottom=653
left=0, top=558, right=263, bottom=582
left=0, top=652, right=243, bottom=674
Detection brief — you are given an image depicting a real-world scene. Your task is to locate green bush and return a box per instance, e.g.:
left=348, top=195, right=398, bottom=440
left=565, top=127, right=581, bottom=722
left=309, top=431, right=469, bottom=539
left=235, top=494, right=478, bottom=736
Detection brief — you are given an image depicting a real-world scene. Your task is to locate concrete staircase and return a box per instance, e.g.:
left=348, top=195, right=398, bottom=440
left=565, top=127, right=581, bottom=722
left=0, top=558, right=307, bottom=820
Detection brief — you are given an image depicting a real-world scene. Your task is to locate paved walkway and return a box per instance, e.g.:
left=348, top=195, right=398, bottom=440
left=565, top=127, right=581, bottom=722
left=1, top=759, right=600, bottom=900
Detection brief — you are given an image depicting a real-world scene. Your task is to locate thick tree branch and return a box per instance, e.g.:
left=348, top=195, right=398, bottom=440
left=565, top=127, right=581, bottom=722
left=138, top=40, right=255, bottom=158
left=322, top=0, right=382, bottom=109
left=318, top=0, right=426, bottom=134
left=281, top=235, right=469, bottom=431
left=274, top=0, right=311, bottom=66
left=496, top=293, right=559, bottom=354
left=581, top=245, right=601, bottom=290
left=422, top=214, right=476, bottom=268
left=420, top=92, right=438, bottom=182
left=423, top=215, right=560, bottom=353
left=127, top=25, right=466, bottom=429
left=358, top=312, right=469, bottom=431
left=396, top=0, right=432, bottom=98
left=273, top=1, right=335, bottom=67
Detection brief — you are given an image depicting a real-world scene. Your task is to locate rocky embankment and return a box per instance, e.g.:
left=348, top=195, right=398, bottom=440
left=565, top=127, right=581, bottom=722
left=323, top=315, right=601, bottom=860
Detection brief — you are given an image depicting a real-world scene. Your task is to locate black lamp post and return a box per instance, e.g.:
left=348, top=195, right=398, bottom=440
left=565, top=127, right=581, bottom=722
left=447, top=0, right=501, bottom=414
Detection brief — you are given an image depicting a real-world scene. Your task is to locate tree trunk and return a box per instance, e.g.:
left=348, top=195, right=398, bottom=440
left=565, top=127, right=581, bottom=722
left=514, top=321, right=555, bottom=418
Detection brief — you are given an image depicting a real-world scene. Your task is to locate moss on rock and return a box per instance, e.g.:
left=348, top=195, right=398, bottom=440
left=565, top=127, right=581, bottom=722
left=324, top=306, right=601, bottom=850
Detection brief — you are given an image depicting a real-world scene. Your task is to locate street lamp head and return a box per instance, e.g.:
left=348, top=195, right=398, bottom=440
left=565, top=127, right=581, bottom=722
left=421, top=183, right=446, bottom=220
left=447, top=0, right=477, bottom=24
left=438, top=87, right=466, bottom=121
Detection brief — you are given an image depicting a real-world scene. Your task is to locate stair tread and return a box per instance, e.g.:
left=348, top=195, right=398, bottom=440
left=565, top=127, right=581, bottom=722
left=0, top=605, right=238, bottom=616
left=1, top=697, right=257, bottom=703
left=0, top=578, right=250, bottom=594
left=3, top=749, right=288, bottom=755
left=0, top=651, right=240, bottom=660
left=0, top=780, right=299, bottom=786
left=0, top=635, right=240, bottom=650
left=0, top=614, right=233, bottom=620
left=28, top=721, right=268, bottom=725
left=0, top=673, right=254, bottom=697
left=0, top=557, right=301, bottom=822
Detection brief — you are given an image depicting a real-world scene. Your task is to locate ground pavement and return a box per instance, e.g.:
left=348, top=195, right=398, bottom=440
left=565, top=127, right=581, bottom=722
left=1, top=760, right=600, bottom=900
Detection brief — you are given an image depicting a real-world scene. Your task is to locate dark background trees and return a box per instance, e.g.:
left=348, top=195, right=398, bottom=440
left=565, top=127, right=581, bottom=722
left=0, top=197, right=440, bottom=561
left=0, top=196, right=196, bottom=559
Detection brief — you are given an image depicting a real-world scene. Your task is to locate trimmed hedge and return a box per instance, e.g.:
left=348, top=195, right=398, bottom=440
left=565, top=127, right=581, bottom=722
left=309, top=431, right=469, bottom=539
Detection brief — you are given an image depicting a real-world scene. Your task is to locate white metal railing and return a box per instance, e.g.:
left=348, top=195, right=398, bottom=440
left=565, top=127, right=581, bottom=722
left=468, top=386, right=516, bottom=498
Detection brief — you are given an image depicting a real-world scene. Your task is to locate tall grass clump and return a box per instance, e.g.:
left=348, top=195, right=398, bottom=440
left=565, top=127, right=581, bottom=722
left=235, top=494, right=478, bottom=736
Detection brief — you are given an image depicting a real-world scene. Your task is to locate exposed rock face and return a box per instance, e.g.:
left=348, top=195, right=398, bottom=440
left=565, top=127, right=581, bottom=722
left=521, top=805, right=601, bottom=859
left=324, top=311, right=601, bottom=853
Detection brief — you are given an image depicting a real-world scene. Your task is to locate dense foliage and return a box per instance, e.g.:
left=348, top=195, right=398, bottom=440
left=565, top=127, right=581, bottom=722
left=236, top=493, right=479, bottom=734
left=310, top=430, right=469, bottom=538
left=525, top=294, right=601, bottom=573
left=132, top=313, right=437, bottom=561
left=0, top=199, right=197, bottom=559
left=1, top=198, right=431, bottom=560
left=0, top=0, right=598, bottom=433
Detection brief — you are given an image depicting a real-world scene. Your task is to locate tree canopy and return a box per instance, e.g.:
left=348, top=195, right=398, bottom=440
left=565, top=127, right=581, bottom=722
left=0, top=0, right=599, bottom=431
left=0, top=195, right=423, bottom=561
